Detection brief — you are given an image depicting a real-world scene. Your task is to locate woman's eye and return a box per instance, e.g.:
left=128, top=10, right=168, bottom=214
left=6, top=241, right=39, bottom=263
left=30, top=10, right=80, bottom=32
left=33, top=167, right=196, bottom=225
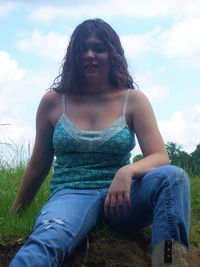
left=80, top=45, right=87, bottom=53
left=80, top=44, right=107, bottom=53
left=93, top=45, right=106, bottom=53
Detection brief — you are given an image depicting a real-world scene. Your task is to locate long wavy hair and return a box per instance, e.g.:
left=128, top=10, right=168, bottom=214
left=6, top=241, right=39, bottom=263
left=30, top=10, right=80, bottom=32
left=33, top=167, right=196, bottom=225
left=50, top=18, right=137, bottom=93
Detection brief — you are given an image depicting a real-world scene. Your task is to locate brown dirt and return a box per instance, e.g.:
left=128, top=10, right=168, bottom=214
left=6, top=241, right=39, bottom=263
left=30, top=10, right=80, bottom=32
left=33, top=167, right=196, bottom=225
left=1, top=231, right=200, bottom=267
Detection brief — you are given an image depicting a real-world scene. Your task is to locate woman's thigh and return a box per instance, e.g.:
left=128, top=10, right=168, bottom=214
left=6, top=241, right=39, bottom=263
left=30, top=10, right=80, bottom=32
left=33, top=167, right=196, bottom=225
left=34, top=188, right=105, bottom=252
left=10, top=188, right=105, bottom=267
left=110, top=165, right=190, bottom=237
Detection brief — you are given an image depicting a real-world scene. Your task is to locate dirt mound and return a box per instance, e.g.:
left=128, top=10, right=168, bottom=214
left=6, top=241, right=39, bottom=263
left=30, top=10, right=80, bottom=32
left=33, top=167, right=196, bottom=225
left=65, top=233, right=151, bottom=267
left=1, top=231, right=199, bottom=266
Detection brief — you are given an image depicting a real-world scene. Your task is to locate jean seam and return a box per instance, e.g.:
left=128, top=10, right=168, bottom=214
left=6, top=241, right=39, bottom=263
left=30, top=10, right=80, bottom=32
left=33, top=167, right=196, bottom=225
left=152, top=173, right=178, bottom=243
left=162, top=174, right=177, bottom=240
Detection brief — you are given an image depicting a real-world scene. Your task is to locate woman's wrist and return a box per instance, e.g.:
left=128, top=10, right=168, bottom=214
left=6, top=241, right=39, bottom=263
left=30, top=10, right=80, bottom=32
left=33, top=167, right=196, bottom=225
left=119, top=164, right=135, bottom=179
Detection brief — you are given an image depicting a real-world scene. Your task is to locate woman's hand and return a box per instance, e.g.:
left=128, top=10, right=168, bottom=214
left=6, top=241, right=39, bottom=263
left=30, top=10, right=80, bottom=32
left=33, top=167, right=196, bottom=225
left=104, top=165, right=133, bottom=219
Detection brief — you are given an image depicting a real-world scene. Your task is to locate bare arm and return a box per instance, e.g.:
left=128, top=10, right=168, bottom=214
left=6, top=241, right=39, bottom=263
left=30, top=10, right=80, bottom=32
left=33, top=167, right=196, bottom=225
left=128, top=90, right=170, bottom=178
left=104, top=90, right=169, bottom=218
left=11, top=93, right=54, bottom=212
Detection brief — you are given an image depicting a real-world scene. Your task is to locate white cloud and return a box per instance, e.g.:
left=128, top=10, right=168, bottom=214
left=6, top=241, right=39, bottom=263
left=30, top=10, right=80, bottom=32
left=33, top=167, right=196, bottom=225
left=180, top=0, right=200, bottom=18
left=18, top=30, right=68, bottom=62
left=0, top=51, right=26, bottom=113
left=122, top=16, right=200, bottom=68
left=26, top=0, right=199, bottom=23
left=135, top=73, right=170, bottom=104
left=17, top=27, right=159, bottom=63
left=0, top=52, right=50, bottom=103
left=158, top=17, right=200, bottom=67
left=0, top=51, right=53, bottom=145
left=159, top=104, right=200, bottom=153
left=0, top=51, right=25, bottom=81
left=0, top=2, right=17, bottom=17
left=12, top=2, right=200, bottom=70
left=121, top=28, right=160, bottom=59
left=1, top=0, right=200, bottom=23
left=121, top=16, right=200, bottom=68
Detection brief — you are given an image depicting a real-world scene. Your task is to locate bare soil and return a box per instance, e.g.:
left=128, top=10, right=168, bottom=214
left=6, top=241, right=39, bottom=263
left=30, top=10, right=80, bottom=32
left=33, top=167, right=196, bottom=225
left=1, top=231, right=199, bottom=267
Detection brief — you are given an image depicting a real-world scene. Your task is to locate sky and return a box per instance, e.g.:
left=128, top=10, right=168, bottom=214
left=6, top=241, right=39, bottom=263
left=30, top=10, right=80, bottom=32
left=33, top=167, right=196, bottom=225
left=0, top=0, right=200, bottom=159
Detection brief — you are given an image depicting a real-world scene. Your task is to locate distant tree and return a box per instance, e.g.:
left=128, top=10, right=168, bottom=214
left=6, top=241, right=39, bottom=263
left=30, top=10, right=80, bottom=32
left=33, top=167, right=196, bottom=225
left=191, top=144, right=200, bottom=160
left=166, top=141, right=193, bottom=172
left=132, top=141, right=199, bottom=176
left=190, top=144, right=200, bottom=175
left=132, top=154, right=143, bottom=163
left=165, top=142, right=182, bottom=165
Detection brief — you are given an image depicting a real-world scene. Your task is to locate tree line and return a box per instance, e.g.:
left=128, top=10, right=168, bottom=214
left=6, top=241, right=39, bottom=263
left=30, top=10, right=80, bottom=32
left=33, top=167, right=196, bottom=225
left=133, top=142, right=200, bottom=176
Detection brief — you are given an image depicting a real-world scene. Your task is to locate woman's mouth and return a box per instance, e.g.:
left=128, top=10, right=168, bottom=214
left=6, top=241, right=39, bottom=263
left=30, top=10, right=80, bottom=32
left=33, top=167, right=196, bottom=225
left=84, top=64, right=99, bottom=73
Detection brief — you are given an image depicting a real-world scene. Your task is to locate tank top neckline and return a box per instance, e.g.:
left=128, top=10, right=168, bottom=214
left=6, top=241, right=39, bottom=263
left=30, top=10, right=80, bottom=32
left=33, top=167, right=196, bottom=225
left=55, top=89, right=131, bottom=134
left=58, top=113, right=127, bottom=134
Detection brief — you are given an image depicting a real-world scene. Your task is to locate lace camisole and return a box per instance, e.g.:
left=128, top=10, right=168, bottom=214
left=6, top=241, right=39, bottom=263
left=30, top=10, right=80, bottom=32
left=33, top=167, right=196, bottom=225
left=50, top=89, right=136, bottom=196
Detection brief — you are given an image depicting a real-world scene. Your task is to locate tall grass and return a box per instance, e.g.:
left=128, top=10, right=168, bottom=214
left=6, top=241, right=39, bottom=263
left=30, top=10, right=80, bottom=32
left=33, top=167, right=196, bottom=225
left=0, top=165, right=50, bottom=245
left=0, top=138, right=32, bottom=168
left=0, top=142, right=199, bottom=247
left=0, top=140, right=49, bottom=246
left=190, top=176, right=200, bottom=246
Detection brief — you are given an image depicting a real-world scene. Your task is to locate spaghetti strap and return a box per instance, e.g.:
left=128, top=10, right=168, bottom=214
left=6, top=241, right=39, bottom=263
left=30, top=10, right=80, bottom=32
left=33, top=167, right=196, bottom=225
left=122, top=89, right=130, bottom=116
left=61, top=94, right=65, bottom=114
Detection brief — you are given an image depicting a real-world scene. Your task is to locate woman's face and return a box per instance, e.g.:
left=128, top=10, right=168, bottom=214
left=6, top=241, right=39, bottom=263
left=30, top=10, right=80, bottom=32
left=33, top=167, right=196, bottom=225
left=79, top=31, right=110, bottom=86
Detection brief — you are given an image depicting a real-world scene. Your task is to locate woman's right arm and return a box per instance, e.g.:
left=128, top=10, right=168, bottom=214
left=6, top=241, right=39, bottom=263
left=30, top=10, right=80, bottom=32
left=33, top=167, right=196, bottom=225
left=11, top=92, right=55, bottom=212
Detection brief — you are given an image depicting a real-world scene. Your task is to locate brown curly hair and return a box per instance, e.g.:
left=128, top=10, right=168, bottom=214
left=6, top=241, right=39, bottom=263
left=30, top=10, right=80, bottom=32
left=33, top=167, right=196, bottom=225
left=50, top=18, right=137, bottom=93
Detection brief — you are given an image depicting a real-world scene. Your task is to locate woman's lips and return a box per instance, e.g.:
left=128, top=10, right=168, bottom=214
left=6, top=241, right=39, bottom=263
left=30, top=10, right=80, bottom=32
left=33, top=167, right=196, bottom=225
left=84, top=63, right=98, bottom=69
left=84, top=64, right=99, bottom=72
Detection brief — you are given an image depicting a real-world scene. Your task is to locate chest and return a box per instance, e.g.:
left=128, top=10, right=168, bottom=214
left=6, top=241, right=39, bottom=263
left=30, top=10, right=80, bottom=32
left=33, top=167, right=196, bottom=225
left=53, top=117, right=135, bottom=155
left=51, top=93, right=133, bottom=131
left=68, top=101, right=120, bottom=130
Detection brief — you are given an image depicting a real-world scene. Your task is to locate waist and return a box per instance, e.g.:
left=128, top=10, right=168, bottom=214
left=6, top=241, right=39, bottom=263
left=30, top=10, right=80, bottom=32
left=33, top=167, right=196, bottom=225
left=50, top=153, right=131, bottom=195
left=50, top=167, right=118, bottom=196
left=54, top=152, right=131, bottom=168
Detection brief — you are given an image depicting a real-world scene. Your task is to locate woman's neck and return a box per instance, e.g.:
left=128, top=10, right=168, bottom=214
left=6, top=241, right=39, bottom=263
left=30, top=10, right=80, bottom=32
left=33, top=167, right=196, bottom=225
left=81, top=81, right=117, bottom=95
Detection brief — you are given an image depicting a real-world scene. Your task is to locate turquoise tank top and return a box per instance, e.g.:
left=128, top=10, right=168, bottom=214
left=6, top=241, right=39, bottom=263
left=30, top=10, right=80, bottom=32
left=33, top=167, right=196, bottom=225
left=50, top=89, right=136, bottom=196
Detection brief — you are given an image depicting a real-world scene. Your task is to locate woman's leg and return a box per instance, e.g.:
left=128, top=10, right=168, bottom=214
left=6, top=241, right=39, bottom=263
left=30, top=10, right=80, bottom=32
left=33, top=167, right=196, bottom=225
left=111, top=165, right=190, bottom=265
left=9, top=188, right=104, bottom=267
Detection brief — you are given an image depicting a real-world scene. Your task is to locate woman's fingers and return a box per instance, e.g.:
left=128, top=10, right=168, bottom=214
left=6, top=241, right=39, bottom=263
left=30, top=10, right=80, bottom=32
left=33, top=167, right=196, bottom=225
left=110, top=193, right=117, bottom=218
left=124, top=191, right=131, bottom=211
left=117, top=193, right=124, bottom=215
left=104, top=194, right=111, bottom=219
left=104, top=191, right=131, bottom=219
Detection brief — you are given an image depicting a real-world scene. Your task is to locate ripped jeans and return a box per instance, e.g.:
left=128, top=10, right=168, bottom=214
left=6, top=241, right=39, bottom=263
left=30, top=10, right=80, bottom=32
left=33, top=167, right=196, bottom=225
left=9, top=165, right=190, bottom=267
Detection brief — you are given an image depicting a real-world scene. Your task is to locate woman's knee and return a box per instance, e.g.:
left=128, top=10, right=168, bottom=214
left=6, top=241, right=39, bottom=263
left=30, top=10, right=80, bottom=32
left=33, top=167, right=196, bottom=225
left=148, top=165, right=190, bottom=186
left=10, top=221, right=70, bottom=267
left=33, top=218, right=73, bottom=255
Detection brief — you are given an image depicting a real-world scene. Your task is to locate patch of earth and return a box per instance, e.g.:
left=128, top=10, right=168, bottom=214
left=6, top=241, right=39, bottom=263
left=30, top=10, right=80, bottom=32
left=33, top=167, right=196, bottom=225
left=1, top=232, right=199, bottom=267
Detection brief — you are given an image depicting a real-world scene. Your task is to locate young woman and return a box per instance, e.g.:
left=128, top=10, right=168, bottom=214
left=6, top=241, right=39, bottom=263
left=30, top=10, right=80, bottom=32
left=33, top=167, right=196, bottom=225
left=10, top=18, right=190, bottom=267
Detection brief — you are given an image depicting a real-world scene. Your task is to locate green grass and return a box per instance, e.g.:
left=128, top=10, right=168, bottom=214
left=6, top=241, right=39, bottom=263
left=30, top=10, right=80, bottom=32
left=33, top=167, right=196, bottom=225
left=0, top=165, right=50, bottom=246
left=190, top=176, right=200, bottom=246
left=0, top=165, right=200, bottom=247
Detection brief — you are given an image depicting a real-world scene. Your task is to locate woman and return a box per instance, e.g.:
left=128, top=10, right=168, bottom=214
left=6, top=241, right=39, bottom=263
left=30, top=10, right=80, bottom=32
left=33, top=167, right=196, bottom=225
left=10, top=18, right=190, bottom=267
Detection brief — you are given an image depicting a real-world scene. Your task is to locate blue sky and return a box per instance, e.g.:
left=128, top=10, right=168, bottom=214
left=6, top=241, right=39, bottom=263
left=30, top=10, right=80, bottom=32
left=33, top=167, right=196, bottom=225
left=0, top=0, right=200, bottom=156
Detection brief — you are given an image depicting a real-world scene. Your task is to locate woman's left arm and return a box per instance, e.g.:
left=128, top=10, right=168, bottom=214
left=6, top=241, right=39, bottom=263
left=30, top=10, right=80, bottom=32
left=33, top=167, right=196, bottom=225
left=104, top=90, right=170, bottom=218
left=127, top=90, right=170, bottom=177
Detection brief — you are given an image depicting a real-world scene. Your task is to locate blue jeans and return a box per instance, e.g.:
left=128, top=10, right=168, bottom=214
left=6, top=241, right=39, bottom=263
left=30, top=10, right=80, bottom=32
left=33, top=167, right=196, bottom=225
left=10, top=165, right=190, bottom=267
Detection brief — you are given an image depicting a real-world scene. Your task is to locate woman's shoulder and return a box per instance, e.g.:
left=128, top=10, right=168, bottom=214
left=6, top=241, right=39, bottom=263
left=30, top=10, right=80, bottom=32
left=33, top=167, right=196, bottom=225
left=128, top=88, right=148, bottom=99
left=128, top=89, right=151, bottom=108
left=39, top=90, right=62, bottom=109
left=41, top=90, right=61, bottom=102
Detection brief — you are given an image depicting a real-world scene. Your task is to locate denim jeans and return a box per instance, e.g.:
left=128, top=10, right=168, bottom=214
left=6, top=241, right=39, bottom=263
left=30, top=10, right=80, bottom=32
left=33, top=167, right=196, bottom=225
left=9, top=165, right=190, bottom=267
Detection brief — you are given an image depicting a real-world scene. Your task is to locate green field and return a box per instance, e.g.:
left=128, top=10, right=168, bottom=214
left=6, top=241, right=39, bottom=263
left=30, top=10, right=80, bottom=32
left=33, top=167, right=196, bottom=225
left=0, top=165, right=199, bottom=247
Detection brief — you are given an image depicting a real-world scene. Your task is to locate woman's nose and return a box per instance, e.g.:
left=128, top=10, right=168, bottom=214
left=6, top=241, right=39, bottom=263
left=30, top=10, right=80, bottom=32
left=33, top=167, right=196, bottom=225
left=85, top=48, right=95, bottom=57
